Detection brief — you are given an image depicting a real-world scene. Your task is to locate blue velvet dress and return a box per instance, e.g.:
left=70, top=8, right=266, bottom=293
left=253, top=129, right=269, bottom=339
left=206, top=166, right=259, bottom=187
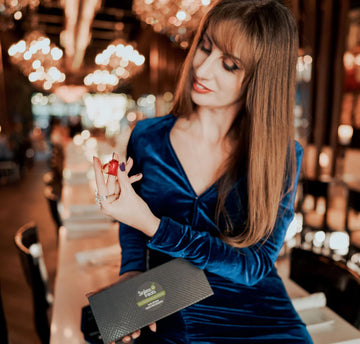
left=119, top=114, right=313, bottom=343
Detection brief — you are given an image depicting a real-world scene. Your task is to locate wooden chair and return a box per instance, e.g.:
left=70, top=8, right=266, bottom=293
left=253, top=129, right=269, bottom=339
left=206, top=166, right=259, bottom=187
left=44, top=185, right=63, bottom=236
left=0, top=282, right=8, bottom=344
left=290, top=247, right=360, bottom=328
left=14, top=222, right=52, bottom=344
left=345, top=188, right=360, bottom=251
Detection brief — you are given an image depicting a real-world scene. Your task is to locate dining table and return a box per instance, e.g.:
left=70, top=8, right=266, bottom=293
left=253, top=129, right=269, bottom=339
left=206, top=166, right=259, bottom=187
left=50, top=137, right=360, bottom=344
left=281, top=264, right=360, bottom=344
left=50, top=138, right=123, bottom=344
left=50, top=228, right=360, bottom=344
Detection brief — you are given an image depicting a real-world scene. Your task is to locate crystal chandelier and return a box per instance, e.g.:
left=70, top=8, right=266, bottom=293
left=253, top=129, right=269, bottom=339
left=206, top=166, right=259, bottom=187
left=0, top=0, right=39, bottom=13
left=83, top=39, right=145, bottom=93
left=132, top=0, right=212, bottom=49
left=0, top=0, right=40, bottom=29
left=8, top=31, right=66, bottom=91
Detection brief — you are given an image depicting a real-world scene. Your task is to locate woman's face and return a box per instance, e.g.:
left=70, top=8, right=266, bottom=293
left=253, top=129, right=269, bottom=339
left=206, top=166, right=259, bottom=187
left=191, top=31, right=246, bottom=114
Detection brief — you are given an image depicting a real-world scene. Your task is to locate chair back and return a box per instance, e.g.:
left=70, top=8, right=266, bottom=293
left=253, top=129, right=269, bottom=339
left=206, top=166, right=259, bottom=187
left=290, top=247, right=360, bottom=329
left=14, top=222, right=51, bottom=344
left=44, top=186, right=63, bottom=233
left=0, top=283, right=8, bottom=344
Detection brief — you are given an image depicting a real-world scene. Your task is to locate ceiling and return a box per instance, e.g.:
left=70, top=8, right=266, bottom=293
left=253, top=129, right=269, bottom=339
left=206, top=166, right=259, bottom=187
left=3, top=0, right=143, bottom=84
left=35, top=0, right=139, bottom=47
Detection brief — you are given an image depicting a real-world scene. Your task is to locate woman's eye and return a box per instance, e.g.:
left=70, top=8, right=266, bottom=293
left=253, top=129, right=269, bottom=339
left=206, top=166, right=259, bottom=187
left=199, top=39, right=211, bottom=54
left=223, top=58, right=240, bottom=72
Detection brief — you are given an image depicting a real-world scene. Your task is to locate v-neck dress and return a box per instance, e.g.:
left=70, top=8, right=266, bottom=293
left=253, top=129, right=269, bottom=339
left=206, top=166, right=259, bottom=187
left=119, top=114, right=313, bottom=343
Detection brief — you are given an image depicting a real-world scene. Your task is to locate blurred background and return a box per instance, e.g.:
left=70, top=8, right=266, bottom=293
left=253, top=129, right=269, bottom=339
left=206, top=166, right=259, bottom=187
left=1, top=0, right=360, bottom=343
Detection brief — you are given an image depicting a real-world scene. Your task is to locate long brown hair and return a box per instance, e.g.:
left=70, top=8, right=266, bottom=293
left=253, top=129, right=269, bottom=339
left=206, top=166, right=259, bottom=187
left=171, top=0, right=299, bottom=248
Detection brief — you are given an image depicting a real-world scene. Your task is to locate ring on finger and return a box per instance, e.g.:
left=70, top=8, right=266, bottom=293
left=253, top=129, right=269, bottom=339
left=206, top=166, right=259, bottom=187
left=95, top=191, right=118, bottom=205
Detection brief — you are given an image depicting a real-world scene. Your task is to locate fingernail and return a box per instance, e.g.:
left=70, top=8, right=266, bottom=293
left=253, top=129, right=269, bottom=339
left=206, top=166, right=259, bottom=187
left=126, top=156, right=131, bottom=163
left=120, top=162, right=125, bottom=171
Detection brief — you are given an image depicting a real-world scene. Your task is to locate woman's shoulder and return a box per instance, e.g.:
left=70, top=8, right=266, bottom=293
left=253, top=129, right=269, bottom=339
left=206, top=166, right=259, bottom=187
left=128, top=114, right=176, bottom=160
left=132, top=114, right=176, bottom=138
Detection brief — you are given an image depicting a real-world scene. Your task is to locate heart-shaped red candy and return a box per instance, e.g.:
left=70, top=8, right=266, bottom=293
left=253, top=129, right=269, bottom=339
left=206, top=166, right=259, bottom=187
left=102, top=159, right=119, bottom=176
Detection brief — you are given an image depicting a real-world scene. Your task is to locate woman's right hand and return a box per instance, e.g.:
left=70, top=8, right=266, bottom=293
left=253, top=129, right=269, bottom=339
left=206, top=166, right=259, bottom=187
left=93, top=155, right=160, bottom=237
left=121, top=322, right=157, bottom=343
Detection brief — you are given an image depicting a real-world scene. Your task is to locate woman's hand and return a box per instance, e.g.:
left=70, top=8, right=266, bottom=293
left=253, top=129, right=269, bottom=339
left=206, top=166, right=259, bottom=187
left=93, top=154, right=160, bottom=237
left=121, top=322, right=157, bottom=343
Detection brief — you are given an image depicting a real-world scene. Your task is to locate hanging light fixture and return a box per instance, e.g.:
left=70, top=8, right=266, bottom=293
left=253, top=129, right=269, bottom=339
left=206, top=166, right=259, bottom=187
left=83, top=39, right=145, bottom=93
left=7, top=2, right=144, bottom=94
left=8, top=31, right=66, bottom=91
left=132, top=0, right=212, bottom=49
left=0, top=0, right=39, bottom=14
left=0, top=0, right=40, bottom=29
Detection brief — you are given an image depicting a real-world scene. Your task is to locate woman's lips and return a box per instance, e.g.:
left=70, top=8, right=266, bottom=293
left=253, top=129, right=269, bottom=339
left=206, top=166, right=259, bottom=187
left=192, top=79, right=212, bottom=94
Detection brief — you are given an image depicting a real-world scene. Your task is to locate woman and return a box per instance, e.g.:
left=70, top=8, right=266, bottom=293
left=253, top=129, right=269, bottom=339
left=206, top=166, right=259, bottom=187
left=93, top=0, right=312, bottom=342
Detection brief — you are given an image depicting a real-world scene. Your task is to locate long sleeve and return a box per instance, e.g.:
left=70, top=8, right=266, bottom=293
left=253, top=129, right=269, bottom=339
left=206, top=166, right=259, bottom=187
left=119, top=223, right=148, bottom=274
left=116, top=117, right=312, bottom=343
left=119, top=129, right=148, bottom=275
left=147, top=144, right=303, bottom=285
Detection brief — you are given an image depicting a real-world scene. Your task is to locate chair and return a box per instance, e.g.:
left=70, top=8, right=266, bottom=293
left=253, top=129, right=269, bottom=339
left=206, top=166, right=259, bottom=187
left=345, top=188, right=360, bottom=251
left=0, top=282, right=8, bottom=344
left=44, top=185, right=63, bottom=235
left=14, top=222, right=52, bottom=344
left=298, top=178, right=331, bottom=236
left=290, top=247, right=360, bottom=328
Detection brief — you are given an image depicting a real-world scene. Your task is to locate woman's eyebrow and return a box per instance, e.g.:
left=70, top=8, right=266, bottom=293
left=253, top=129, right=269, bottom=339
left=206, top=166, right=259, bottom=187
left=204, top=32, right=243, bottom=64
left=203, top=32, right=212, bottom=44
left=224, top=53, right=243, bottom=64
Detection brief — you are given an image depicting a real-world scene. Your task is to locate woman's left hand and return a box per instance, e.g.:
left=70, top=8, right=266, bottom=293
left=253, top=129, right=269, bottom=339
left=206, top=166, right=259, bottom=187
left=93, top=154, right=160, bottom=237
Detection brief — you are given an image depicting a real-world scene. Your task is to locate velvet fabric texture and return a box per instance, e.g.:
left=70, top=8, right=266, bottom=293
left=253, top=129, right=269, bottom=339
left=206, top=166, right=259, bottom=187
left=119, top=114, right=313, bottom=343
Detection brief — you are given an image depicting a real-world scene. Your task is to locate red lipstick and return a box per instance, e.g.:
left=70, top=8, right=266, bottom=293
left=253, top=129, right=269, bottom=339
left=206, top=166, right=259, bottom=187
left=193, top=79, right=212, bottom=94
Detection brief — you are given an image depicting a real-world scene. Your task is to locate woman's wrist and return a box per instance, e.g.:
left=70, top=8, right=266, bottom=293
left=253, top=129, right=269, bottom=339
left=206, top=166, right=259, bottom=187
left=142, top=213, right=161, bottom=238
left=131, top=201, right=160, bottom=237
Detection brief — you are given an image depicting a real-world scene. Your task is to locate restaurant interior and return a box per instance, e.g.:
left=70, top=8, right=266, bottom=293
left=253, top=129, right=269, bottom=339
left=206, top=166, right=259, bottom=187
left=1, top=0, right=360, bottom=343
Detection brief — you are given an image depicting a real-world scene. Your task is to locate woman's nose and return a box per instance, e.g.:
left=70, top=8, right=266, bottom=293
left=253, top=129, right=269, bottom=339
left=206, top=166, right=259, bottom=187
left=195, top=54, right=216, bottom=79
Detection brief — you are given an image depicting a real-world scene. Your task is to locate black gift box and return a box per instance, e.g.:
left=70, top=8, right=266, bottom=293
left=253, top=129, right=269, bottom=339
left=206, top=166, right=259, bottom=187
left=87, top=258, right=214, bottom=344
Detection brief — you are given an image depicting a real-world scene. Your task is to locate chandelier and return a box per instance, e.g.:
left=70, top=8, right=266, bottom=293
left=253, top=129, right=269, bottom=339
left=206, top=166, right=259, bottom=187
left=132, top=0, right=212, bottom=49
left=8, top=31, right=66, bottom=91
left=0, top=0, right=39, bottom=13
left=83, top=39, right=145, bottom=93
left=0, top=0, right=39, bottom=29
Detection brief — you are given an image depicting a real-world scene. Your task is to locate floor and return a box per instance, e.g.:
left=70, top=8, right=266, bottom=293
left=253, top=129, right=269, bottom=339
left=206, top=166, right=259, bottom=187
left=0, top=158, right=58, bottom=344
